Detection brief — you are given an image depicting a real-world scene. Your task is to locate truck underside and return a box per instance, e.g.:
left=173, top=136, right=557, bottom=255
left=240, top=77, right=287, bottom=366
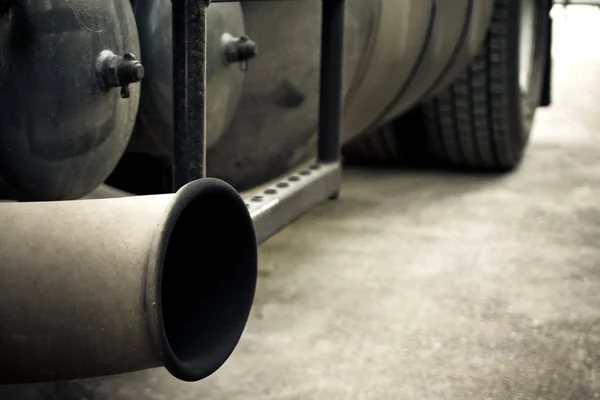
left=0, top=0, right=553, bottom=386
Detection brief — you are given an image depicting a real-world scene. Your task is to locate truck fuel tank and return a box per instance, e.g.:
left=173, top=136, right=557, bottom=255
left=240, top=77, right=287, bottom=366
left=0, top=0, right=142, bottom=201
left=127, top=0, right=247, bottom=159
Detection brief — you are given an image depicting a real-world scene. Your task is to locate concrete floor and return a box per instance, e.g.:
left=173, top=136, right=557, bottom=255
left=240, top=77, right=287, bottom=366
left=3, top=5, right=600, bottom=400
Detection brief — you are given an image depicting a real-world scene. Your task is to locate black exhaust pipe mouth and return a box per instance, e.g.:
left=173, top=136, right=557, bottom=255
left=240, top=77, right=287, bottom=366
left=145, top=177, right=257, bottom=382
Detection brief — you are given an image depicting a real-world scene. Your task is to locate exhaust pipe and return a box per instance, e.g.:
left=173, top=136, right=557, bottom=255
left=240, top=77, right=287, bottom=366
left=0, top=178, right=257, bottom=384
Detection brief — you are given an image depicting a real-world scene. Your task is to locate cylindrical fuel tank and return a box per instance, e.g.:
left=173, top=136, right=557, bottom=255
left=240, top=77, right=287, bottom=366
left=127, top=0, right=247, bottom=159
left=341, top=0, right=435, bottom=139
left=130, top=0, right=493, bottom=192
left=0, top=0, right=141, bottom=201
left=206, top=0, right=378, bottom=189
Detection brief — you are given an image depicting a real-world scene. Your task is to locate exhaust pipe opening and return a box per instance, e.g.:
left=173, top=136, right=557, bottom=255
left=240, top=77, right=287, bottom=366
left=0, top=178, right=257, bottom=384
left=154, top=179, right=257, bottom=381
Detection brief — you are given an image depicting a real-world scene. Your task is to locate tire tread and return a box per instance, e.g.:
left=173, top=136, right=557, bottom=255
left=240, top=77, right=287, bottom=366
left=344, top=0, right=544, bottom=171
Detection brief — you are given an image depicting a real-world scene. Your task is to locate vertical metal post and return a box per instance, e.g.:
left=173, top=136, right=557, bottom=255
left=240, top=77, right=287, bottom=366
left=172, top=0, right=209, bottom=191
left=317, top=0, right=346, bottom=163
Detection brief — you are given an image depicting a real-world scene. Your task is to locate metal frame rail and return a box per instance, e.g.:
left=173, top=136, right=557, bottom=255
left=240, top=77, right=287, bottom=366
left=171, top=0, right=346, bottom=244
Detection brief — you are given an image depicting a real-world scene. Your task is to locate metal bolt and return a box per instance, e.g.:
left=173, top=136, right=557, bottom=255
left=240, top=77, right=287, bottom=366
left=96, top=50, right=145, bottom=99
left=222, top=33, right=258, bottom=71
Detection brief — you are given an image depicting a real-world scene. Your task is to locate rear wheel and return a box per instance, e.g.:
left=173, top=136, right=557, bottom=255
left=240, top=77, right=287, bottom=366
left=344, top=0, right=550, bottom=170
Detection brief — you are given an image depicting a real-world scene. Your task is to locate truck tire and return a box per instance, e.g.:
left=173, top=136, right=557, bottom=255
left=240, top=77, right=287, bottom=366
left=344, top=0, right=550, bottom=170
